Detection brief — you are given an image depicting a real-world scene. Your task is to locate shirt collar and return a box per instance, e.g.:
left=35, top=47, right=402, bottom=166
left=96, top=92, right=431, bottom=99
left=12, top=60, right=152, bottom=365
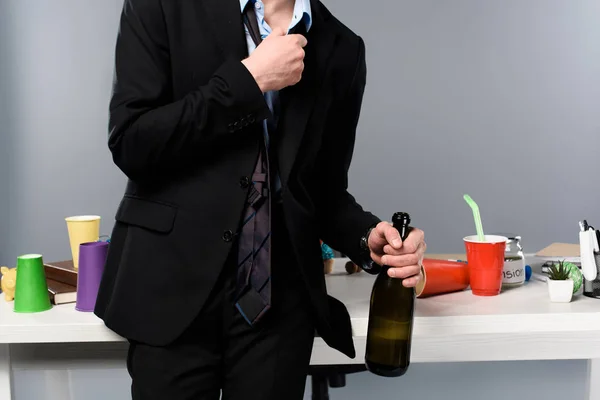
left=239, top=0, right=313, bottom=32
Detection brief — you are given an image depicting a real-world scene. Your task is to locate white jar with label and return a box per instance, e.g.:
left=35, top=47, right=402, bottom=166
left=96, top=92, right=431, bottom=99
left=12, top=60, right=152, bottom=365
left=499, top=234, right=526, bottom=287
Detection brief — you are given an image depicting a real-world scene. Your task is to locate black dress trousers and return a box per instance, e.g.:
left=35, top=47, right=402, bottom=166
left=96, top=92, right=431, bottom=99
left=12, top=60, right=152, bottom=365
left=126, top=204, right=316, bottom=400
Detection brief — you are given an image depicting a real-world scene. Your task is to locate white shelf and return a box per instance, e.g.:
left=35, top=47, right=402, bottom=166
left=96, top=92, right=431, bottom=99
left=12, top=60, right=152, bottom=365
left=312, top=258, right=600, bottom=365
left=2, top=257, right=600, bottom=366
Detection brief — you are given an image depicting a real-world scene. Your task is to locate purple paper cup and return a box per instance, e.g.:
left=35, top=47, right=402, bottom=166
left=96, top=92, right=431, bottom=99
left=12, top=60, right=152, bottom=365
left=76, top=241, right=108, bottom=312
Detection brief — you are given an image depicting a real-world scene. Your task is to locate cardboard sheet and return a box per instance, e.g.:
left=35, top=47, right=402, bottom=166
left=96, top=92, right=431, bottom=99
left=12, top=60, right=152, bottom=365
left=536, top=243, right=580, bottom=258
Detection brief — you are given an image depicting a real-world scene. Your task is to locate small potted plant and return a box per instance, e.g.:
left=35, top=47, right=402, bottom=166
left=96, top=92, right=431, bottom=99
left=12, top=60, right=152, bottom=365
left=547, top=260, right=574, bottom=303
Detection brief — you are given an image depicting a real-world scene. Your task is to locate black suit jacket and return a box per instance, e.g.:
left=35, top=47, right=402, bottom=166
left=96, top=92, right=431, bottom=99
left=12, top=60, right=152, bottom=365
left=94, top=0, right=381, bottom=359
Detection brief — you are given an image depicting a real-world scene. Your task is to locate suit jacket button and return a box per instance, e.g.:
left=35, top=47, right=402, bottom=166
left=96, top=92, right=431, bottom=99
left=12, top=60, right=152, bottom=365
left=239, top=176, right=250, bottom=189
left=222, top=230, right=234, bottom=242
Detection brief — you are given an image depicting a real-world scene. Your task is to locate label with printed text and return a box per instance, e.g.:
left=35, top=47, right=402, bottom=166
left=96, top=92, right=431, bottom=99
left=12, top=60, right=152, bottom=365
left=503, top=259, right=525, bottom=284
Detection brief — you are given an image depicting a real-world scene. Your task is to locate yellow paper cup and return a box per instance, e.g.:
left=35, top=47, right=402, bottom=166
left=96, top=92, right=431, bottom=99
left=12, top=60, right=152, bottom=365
left=65, top=215, right=101, bottom=269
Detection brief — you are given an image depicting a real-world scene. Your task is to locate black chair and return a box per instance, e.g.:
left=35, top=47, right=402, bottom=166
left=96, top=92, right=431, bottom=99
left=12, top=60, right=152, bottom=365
left=308, top=364, right=367, bottom=400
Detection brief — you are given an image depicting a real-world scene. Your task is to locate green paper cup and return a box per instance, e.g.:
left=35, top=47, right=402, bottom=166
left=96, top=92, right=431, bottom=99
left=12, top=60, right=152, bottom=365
left=14, top=254, right=52, bottom=313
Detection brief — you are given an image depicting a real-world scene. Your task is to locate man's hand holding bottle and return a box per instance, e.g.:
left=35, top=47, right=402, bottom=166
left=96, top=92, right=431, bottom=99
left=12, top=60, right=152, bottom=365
left=368, top=221, right=426, bottom=287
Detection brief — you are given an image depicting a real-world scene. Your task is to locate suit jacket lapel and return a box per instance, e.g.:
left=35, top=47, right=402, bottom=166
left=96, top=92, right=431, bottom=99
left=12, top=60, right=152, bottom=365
left=276, top=3, right=338, bottom=189
left=197, top=0, right=338, bottom=188
left=198, top=0, right=248, bottom=60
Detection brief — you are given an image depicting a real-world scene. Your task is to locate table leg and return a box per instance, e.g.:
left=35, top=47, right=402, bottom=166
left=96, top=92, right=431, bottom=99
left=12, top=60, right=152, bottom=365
left=587, top=359, right=600, bottom=400
left=311, top=375, right=329, bottom=400
left=0, top=344, right=13, bottom=400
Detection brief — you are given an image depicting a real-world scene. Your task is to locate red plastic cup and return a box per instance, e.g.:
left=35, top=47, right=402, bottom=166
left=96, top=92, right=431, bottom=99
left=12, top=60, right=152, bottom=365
left=464, top=235, right=507, bottom=296
left=416, top=259, right=470, bottom=298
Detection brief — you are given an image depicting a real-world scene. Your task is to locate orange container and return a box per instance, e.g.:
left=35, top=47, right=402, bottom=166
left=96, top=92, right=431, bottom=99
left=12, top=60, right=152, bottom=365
left=464, top=235, right=507, bottom=296
left=416, top=259, right=470, bottom=298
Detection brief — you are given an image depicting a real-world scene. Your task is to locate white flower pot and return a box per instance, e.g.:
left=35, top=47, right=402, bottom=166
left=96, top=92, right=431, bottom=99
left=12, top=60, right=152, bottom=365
left=547, top=279, right=574, bottom=303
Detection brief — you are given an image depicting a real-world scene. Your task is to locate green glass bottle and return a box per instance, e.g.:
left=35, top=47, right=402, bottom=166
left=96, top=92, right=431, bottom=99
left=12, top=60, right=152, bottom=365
left=365, top=212, right=415, bottom=377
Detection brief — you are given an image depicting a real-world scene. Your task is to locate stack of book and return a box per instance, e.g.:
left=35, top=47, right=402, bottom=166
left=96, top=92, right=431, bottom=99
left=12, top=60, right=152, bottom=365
left=535, top=243, right=581, bottom=279
left=44, top=260, right=77, bottom=305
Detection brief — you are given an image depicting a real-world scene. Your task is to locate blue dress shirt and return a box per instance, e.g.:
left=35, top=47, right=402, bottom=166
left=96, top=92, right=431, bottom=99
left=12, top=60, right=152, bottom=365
left=239, top=0, right=312, bottom=197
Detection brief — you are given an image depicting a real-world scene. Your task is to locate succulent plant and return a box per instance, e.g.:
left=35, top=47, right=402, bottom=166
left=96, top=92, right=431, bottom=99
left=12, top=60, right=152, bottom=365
left=547, top=260, right=571, bottom=281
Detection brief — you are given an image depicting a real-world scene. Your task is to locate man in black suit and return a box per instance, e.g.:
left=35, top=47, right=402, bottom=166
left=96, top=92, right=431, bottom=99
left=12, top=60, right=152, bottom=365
left=95, top=0, right=426, bottom=399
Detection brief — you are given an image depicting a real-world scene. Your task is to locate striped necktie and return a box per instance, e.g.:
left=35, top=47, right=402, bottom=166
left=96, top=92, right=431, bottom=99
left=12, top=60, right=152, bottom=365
left=235, top=4, right=273, bottom=325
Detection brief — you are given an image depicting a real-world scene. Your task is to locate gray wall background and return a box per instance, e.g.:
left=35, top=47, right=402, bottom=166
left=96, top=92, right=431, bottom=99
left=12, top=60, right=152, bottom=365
left=0, top=0, right=598, bottom=399
left=333, top=0, right=600, bottom=254
left=0, top=0, right=9, bottom=263
left=0, top=0, right=126, bottom=265
left=1, top=0, right=600, bottom=266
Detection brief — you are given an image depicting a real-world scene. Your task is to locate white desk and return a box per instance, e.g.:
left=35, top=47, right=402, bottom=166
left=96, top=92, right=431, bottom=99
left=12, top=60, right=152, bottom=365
left=2, top=257, right=600, bottom=399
